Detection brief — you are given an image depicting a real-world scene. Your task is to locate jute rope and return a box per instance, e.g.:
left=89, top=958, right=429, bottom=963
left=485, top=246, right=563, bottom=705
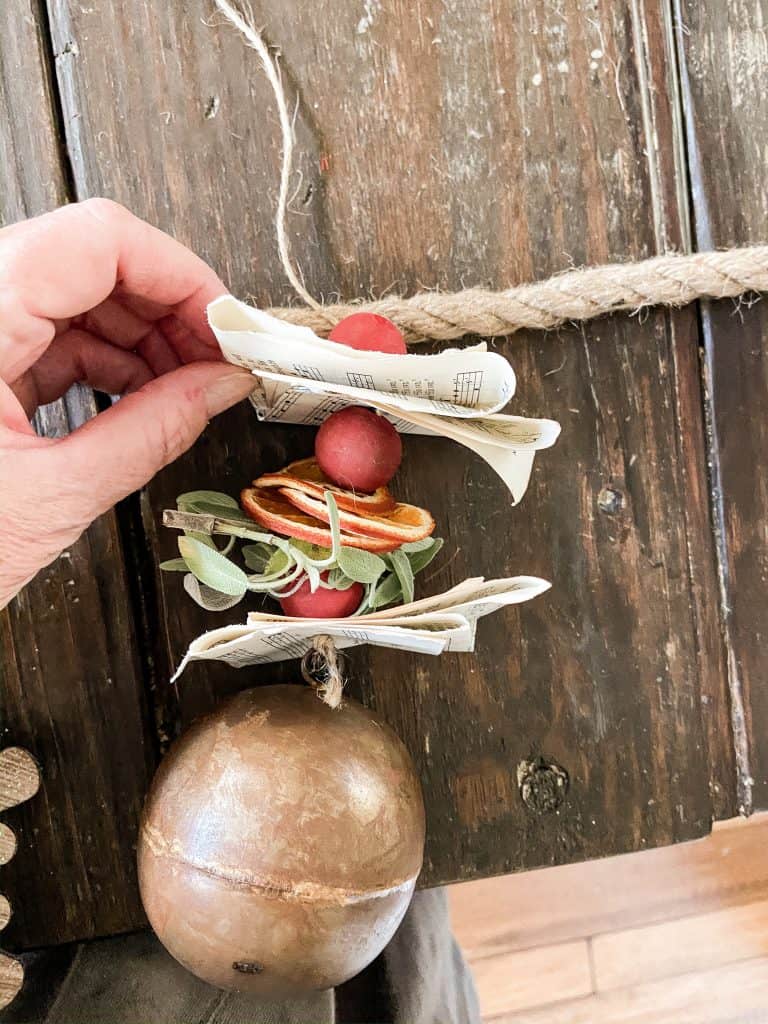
left=212, top=1, right=768, bottom=344
left=268, top=248, right=768, bottom=341
left=301, top=635, right=346, bottom=709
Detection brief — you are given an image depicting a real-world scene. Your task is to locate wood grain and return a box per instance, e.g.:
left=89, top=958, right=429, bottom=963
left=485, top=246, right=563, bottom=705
left=495, top=957, right=768, bottom=1023
left=592, top=897, right=768, bottom=992
left=0, top=826, right=17, bottom=868
left=0, top=897, right=11, bottom=933
left=38, top=0, right=729, bottom=912
left=0, top=751, right=39, bottom=814
left=0, top=956, right=24, bottom=1013
left=674, top=0, right=768, bottom=815
left=0, top=2, right=65, bottom=217
left=452, top=814, right=768, bottom=1020
left=472, top=940, right=592, bottom=1019
left=449, top=816, right=768, bottom=958
left=0, top=1, right=155, bottom=948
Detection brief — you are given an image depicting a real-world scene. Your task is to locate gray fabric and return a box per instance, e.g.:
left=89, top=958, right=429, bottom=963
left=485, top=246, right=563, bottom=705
left=22, top=888, right=477, bottom=1024
left=383, top=890, right=479, bottom=1024
left=42, top=931, right=333, bottom=1024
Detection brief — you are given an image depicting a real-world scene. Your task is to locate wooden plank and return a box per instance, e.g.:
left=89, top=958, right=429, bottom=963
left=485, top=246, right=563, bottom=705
left=0, top=750, right=40, bottom=812
left=0, top=826, right=17, bottom=867
left=0, top=5, right=65, bottom=218
left=471, top=941, right=592, bottom=1019
left=494, top=956, right=768, bottom=1023
left=0, top=1, right=154, bottom=947
left=0, top=897, right=10, bottom=933
left=674, top=2, right=768, bottom=814
left=44, top=0, right=728, bottom=901
left=449, top=815, right=768, bottom=958
left=593, top=897, right=768, bottom=992
left=0, top=956, right=24, bottom=1014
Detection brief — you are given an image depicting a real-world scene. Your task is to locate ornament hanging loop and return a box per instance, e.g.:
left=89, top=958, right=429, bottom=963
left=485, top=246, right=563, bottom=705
left=301, top=635, right=345, bottom=709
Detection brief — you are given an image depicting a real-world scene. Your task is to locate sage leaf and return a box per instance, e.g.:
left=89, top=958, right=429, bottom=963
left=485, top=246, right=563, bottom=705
left=178, top=490, right=239, bottom=510
left=242, top=542, right=275, bottom=572
left=369, top=572, right=403, bottom=609
left=407, top=537, right=444, bottom=574
left=187, top=501, right=252, bottom=523
left=326, top=568, right=358, bottom=591
left=178, top=536, right=248, bottom=597
left=337, top=546, right=387, bottom=584
left=265, top=548, right=292, bottom=576
left=400, top=537, right=435, bottom=554
left=387, top=548, right=415, bottom=605
left=185, top=530, right=217, bottom=549
left=159, top=557, right=189, bottom=572
left=183, top=574, right=245, bottom=611
left=292, top=540, right=333, bottom=562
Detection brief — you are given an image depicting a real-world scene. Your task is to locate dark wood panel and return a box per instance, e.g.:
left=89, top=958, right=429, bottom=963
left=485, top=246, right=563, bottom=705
left=43, top=0, right=729, bottom=911
left=675, top=0, right=768, bottom=814
left=0, top=1, right=154, bottom=947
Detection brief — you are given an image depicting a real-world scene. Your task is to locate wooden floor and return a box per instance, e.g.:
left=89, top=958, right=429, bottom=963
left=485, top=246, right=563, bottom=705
left=449, top=814, right=768, bottom=1023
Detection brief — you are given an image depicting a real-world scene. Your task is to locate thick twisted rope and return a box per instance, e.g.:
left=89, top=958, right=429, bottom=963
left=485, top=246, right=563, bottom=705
left=214, top=2, right=767, bottom=343
left=268, top=247, right=768, bottom=342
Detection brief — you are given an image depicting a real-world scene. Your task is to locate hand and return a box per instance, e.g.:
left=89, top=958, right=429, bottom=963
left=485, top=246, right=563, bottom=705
left=0, top=199, right=255, bottom=608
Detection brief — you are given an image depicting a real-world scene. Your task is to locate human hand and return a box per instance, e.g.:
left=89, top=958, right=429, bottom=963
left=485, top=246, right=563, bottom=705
left=0, top=199, right=255, bottom=608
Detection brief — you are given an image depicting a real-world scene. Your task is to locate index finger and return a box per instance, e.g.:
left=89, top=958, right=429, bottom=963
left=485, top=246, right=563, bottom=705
left=0, top=198, right=227, bottom=352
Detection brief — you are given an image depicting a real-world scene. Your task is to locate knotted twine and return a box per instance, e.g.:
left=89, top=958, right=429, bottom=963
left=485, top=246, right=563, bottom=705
left=300, top=636, right=345, bottom=710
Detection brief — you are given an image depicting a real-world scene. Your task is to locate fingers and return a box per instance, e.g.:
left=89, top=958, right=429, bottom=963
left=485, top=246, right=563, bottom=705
left=0, top=361, right=254, bottom=608
left=0, top=199, right=227, bottom=382
left=136, top=328, right=182, bottom=377
left=81, top=296, right=153, bottom=348
left=54, top=362, right=254, bottom=521
left=0, top=381, right=34, bottom=436
left=14, top=329, right=155, bottom=416
left=155, top=314, right=222, bottom=364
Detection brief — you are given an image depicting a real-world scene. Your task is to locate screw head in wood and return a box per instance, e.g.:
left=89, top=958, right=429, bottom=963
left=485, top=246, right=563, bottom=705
left=517, top=758, right=569, bottom=815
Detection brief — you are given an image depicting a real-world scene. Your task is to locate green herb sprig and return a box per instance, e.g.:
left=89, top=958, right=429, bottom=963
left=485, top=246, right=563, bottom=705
left=161, top=490, right=443, bottom=614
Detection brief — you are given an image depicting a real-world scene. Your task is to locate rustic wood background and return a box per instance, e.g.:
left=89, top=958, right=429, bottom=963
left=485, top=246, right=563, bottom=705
left=0, top=0, right=764, bottom=951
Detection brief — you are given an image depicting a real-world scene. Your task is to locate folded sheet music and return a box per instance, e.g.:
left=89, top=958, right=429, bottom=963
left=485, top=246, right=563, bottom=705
left=208, top=296, right=560, bottom=503
left=172, top=576, right=550, bottom=679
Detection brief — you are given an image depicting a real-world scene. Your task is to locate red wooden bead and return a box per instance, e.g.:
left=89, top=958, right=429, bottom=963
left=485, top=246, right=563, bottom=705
left=315, top=407, right=402, bottom=492
left=329, top=312, right=407, bottom=354
left=279, top=572, right=364, bottom=618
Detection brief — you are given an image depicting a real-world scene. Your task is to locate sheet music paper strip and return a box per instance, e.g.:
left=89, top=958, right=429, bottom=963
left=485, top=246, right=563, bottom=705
left=172, top=576, right=550, bottom=679
left=208, top=297, right=560, bottom=503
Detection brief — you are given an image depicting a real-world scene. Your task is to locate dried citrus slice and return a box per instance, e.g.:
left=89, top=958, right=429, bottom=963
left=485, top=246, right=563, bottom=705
left=278, top=487, right=435, bottom=543
left=240, top=487, right=401, bottom=553
left=254, top=457, right=395, bottom=514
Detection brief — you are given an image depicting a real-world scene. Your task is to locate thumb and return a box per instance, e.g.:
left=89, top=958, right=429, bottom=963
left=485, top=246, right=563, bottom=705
left=55, top=361, right=255, bottom=520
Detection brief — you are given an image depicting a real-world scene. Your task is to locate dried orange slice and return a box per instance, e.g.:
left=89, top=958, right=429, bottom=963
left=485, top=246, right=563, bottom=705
left=254, top=457, right=395, bottom=514
left=240, top=487, right=401, bottom=553
left=278, top=487, right=435, bottom=543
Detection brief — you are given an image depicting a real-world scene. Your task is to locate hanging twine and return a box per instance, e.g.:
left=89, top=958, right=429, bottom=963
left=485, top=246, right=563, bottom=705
left=212, top=1, right=768, bottom=344
left=301, top=635, right=346, bottom=709
left=212, top=0, right=324, bottom=315
left=269, top=248, right=768, bottom=342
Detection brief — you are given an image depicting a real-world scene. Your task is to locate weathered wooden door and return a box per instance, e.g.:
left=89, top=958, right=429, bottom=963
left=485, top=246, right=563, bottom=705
left=0, top=0, right=764, bottom=950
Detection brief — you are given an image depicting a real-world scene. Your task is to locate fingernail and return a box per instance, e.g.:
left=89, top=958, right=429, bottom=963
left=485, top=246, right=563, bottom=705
left=204, top=368, right=255, bottom=418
